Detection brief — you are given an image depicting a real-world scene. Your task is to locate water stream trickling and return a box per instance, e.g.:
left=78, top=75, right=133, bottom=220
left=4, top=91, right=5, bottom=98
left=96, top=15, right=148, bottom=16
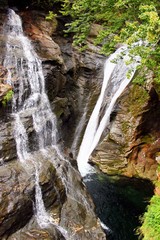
left=2, top=9, right=101, bottom=239
left=71, top=101, right=88, bottom=159
left=3, top=8, right=63, bottom=233
left=77, top=47, right=140, bottom=177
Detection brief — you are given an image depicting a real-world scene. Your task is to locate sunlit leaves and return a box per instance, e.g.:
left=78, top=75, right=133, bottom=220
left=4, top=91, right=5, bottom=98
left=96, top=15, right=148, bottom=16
left=140, top=196, right=160, bottom=240
left=139, top=5, right=160, bottom=43
left=50, top=0, right=160, bottom=85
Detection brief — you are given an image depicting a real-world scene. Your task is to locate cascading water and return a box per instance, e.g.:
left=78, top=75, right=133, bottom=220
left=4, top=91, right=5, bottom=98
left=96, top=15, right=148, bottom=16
left=4, top=9, right=57, bottom=147
left=3, top=8, right=60, bottom=231
left=71, top=102, right=88, bottom=159
left=2, top=9, right=104, bottom=240
left=77, top=46, right=140, bottom=177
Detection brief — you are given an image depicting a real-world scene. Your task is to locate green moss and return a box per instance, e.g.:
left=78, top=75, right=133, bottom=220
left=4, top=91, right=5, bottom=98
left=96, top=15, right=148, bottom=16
left=128, top=85, right=149, bottom=117
left=157, top=164, right=160, bottom=172
left=122, top=121, right=130, bottom=134
left=46, top=11, right=57, bottom=21
left=97, top=174, right=107, bottom=182
left=140, top=195, right=160, bottom=240
left=2, top=90, right=13, bottom=106
left=140, top=134, right=155, bottom=144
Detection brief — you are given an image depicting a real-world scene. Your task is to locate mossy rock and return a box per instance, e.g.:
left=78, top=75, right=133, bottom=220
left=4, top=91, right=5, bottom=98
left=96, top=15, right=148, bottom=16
left=128, top=84, right=149, bottom=117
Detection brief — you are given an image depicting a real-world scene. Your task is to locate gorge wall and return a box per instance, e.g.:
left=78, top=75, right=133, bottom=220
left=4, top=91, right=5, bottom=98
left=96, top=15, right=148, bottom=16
left=0, top=3, right=160, bottom=239
left=91, top=80, right=160, bottom=181
left=0, top=8, right=106, bottom=239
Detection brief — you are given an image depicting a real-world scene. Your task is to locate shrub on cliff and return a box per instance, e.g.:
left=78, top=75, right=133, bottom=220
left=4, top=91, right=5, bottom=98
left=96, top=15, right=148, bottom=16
left=140, top=195, right=160, bottom=240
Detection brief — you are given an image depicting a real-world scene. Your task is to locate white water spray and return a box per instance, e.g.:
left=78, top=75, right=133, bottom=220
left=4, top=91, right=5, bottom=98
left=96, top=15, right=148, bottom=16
left=34, top=164, right=53, bottom=228
left=2, top=9, right=105, bottom=239
left=4, top=10, right=57, bottom=147
left=3, top=9, right=58, bottom=229
left=77, top=46, right=140, bottom=176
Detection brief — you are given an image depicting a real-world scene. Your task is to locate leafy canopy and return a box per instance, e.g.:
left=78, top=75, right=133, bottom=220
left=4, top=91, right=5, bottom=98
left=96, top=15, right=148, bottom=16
left=31, top=0, right=160, bottom=84
left=54, top=0, right=160, bottom=85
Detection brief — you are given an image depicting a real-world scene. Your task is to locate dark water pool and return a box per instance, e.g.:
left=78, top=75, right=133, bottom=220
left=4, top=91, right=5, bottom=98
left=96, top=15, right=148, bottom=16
left=84, top=173, right=154, bottom=240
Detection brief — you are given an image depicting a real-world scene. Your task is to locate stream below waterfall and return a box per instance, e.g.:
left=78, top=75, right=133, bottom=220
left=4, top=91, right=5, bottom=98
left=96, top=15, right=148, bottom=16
left=84, top=173, right=154, bottom=240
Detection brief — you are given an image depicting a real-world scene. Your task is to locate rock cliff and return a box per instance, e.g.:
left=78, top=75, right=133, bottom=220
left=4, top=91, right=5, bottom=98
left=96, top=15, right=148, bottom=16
left=0, top=8, right=106, bottom=239
left=0, top=4, right=159, bottom=239
left=91, top=79, right=160, bottom=181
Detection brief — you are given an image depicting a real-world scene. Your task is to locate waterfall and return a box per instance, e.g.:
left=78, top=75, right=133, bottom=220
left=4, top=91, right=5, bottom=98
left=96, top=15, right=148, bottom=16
left=4, top=9, right=57, bottom=149
left=34, top=164, right=53, bottom=228
left=77, top=46, right=140, bottom=177
left=2, top=9, right=101, bottom=239
left=3, top=9, right=59, bottom=230
left=71, top=103, right=88, bottom=158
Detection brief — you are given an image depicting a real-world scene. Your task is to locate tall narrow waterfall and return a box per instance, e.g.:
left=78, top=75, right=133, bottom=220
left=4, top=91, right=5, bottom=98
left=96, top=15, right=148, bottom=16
left=4, top=9, right=57, bottom=150
left=77, top=47, right=140, bottom=177
left=2, top=9, right=103, bottom=239
left=3, top=9, right=58, bottom=228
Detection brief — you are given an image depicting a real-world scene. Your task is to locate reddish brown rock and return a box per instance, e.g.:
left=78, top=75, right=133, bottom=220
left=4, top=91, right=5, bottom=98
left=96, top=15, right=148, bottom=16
left=20, top=11, right=63, bottom=64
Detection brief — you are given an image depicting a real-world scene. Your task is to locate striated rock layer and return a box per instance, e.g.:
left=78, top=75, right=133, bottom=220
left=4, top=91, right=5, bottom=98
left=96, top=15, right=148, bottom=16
left=91, top=82, right=160, bottom=181
left=0, top=9, right=106, bottom=239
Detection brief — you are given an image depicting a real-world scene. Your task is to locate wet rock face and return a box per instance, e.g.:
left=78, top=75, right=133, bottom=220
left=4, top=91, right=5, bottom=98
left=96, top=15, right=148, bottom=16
left=0, top=9, right=105, bottom=164
left=8, top=227, right=66, bottom=240
left=16, top=10, right=106, bottom=151
left=20, top=11, right=63, bottom=64
left=53, top=35, right=105, bottom=149
left=0, top=148, right=106, bottom=240
left=8, top=228, right=65, bottom=240
left=0, top=119, right=17, bottom=163
left=92, top=83, right=160, bottom=181
left=0, top=157, right=65, bottom=238
left=0, top=9, right=106, bottom=240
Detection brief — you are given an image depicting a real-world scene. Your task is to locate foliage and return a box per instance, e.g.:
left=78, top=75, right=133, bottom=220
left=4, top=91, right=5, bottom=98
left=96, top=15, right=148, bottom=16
left=139, top=195, right=160, bottom=240
left=29, top=1, right=160, bottom=85
left=46, top=11, right=57, bottom=20
left=2, top=90, right=13, bottom=106
left=54, top=0, right=160, bottom=85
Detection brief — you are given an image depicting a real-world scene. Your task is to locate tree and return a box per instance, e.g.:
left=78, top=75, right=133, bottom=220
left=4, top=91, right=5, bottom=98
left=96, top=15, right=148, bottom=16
left=56, top=0, right=160, bottom=84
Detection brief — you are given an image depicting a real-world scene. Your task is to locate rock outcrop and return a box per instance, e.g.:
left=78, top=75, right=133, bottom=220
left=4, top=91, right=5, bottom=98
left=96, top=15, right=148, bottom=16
left=91, top=82, right=160, bottom=181
left=0, top=156, right=65, bottom=238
